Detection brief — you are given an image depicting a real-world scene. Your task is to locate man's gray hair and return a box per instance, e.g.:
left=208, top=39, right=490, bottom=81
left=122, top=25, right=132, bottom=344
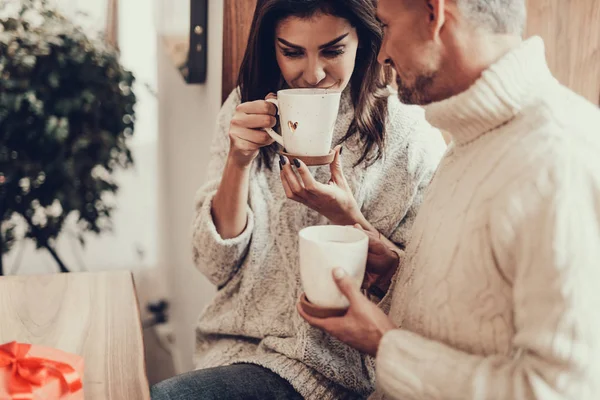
left=457, top=0, right=527, bottom=35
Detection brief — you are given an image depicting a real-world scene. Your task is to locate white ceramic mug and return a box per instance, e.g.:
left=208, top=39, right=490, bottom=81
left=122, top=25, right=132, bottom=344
left=299, top=225, right=368, bottom=308
left=265, top=88, right=342, bottom=157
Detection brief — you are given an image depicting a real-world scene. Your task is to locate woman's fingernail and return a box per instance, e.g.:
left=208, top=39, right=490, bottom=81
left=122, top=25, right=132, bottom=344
left=280, top=155, right=287, bottom=166
left=339, top=147, right=343, bottom=155
left=333, top=268, right=346, bottom=279
left=293, top=159, right=301, bottom=168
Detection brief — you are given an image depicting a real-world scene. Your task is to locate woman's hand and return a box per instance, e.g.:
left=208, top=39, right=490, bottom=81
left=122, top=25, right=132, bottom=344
left=279, top=146, right=371, bottom=228
left=228, top=95, right=278, bottom=168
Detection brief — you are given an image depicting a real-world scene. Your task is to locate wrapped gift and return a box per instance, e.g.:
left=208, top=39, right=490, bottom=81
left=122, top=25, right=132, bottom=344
left=0, top=342, right=84, bottom=400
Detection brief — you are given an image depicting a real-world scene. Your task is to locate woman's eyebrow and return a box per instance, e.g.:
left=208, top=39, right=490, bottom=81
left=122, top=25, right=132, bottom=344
left=277, top=38, right=303, bottom=49
left=277, top=33, right=349, bottom=50
left=318, top=33, right=349, bottom=49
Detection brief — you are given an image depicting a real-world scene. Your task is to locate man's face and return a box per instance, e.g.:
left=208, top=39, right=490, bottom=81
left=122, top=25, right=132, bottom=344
left=377, top=0, right=443, bottom=105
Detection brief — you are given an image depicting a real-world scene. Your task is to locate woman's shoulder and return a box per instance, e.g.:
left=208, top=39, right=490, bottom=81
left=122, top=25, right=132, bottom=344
left=214, top=88, right=243, bottom=131
left=221, top=87, right=243, bottom=114
left=385, top=91, right=428, bottom=130
left=383, top=91, right=447, bottom=164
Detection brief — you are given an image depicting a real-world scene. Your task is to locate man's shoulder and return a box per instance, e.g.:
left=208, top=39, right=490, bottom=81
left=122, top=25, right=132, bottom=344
left=503, top=85, right=599, bottom=177
left=486, top=88, right=600, bottom=207
left=521, top=85, right=600, bottom=146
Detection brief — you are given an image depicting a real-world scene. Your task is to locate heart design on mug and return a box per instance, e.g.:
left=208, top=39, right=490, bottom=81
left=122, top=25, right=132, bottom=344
left=288, top=121, right=299, bottom=133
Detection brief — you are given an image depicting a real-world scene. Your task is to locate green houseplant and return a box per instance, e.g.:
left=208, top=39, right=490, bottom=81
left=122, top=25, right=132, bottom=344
left=0, top=0, right=136, bottom=274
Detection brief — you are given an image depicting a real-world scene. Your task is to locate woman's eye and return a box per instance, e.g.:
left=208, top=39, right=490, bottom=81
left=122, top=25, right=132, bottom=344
left=283, top=50, right=304, bottom=59
left=322, top=48, right=345, bottom=58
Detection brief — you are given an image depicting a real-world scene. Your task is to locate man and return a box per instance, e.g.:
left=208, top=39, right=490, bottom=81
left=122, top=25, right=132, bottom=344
left=298, top=0, right=600, bottom=399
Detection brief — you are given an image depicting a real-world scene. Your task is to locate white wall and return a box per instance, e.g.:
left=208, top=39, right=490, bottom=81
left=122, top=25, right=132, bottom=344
left=156, top=0, right=223, bottom=373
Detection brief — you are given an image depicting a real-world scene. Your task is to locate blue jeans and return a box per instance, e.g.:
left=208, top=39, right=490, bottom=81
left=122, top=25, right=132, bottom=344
left=150, top=363, right=303, bottom=399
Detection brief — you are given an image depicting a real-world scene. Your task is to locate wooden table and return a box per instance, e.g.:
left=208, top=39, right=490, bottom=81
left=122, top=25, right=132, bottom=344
left=0, top=271, right=150, bottom=399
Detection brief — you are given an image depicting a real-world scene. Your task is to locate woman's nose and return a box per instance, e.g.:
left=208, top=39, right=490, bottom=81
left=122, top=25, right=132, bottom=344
left=302, top=58, right=327, bottom=87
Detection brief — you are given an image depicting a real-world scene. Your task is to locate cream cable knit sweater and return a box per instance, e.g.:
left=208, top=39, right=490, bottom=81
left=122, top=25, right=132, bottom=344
left=373, top=37, right=600, bottom=400
left=191, top=88, right=446, bottom=399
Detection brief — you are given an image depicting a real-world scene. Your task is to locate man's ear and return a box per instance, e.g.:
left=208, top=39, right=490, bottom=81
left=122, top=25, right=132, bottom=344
left=426, top=0, right=446, bottom=39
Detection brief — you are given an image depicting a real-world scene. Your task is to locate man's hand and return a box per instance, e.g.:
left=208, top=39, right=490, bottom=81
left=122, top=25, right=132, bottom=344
left=297, top=268, right=396, bottom=357
left=354, top=225, right=400, bottom=297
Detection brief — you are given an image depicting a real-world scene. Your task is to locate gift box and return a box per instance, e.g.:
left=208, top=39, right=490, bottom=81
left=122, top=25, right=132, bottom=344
left=0, top=342, right=84, bottom=400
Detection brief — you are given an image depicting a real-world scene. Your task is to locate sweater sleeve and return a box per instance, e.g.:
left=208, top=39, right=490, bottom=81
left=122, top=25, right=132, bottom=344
left=191, top=89, right=255, bottom=288
left=364, top=99, right=447, bottom=307
left=374, top=153, right=600, bottom=400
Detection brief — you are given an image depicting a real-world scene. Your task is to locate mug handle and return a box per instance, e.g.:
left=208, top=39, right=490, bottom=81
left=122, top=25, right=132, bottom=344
left=264, top=98, right=284, bottom=147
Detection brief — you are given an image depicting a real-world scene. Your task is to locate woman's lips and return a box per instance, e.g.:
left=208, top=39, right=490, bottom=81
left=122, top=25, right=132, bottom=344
left=293, top=81, right=340, bottom=90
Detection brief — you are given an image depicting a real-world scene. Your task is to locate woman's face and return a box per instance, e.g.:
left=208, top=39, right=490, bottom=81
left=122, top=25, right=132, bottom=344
left=275, top=13, right=359, bottom=91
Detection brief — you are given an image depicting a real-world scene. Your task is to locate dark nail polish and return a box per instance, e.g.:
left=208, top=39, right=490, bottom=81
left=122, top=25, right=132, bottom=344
left=279, top=155, right=287, bottom=166
left=293, top=159, right=301, bottom=168
left=339, top=147, right=343, bottom=155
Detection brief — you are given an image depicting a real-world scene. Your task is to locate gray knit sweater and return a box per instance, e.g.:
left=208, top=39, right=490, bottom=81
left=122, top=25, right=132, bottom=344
left=191, top=87, right=446, bottom=399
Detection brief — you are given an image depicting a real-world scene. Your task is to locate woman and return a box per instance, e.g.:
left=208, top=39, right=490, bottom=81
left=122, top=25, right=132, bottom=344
left=151, top=0, right=446, bottom=399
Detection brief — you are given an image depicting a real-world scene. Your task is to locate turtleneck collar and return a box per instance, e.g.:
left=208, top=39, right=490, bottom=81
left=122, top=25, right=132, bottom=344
left=424, top=37, right=556, bottom=146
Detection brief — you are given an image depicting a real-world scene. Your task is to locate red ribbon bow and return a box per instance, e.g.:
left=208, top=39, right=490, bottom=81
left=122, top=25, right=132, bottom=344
left=0, top=342, right=82, bottom=399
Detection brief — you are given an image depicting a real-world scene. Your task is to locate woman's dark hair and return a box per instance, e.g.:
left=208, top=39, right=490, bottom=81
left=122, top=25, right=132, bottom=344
left=237, top=0, right=392, bottom=169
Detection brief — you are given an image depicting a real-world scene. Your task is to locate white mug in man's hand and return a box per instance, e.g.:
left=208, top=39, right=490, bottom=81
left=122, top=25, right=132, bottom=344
left=299, top=225, right=368, bottom=309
